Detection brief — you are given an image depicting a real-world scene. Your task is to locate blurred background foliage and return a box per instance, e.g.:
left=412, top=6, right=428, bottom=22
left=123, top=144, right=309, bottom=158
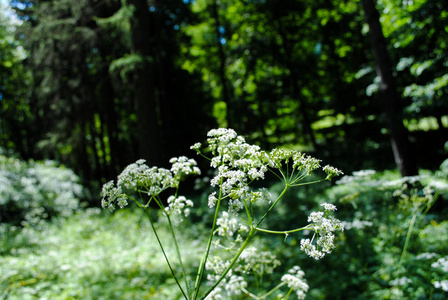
left=1, top=0, right=448, bottom=298
left=1, top=0, right=447, bottom=191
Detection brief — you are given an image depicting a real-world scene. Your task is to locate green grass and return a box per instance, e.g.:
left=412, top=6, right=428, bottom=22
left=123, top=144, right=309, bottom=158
left=1, top=209, right=204, bottom=300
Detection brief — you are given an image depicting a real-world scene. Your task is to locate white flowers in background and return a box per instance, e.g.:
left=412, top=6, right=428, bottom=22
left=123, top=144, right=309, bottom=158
left=342, top=219, right=373, bottom=230
left=236, top=247, right=281, bottom=276
left=281, top=266, right=309, bottom=300
left=433, top=280, right=448, bottom=292
left=224, top=275, right=247, bottom=296
left=205, top=256, right=248, bottom=298
left=300, top=203, right=344, bottom=260
left=414, top=252, right=438, bottom=260
left=432, top=256, right=448, bottom=272
left=248, top=188, right=271, bottom=204
left=389, top=277, right=412, bottom=286
left=165, top=195, right=194, bottom=217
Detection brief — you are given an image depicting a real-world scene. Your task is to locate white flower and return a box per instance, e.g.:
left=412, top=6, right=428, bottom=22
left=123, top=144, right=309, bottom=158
left=101, top=180, right=127, bottom=211
left=225, top=275, right=247, bottom=295
left=433, top=280, right=448, bottom=292
left=208, top=192, right=218, bottom=208
left=300, top=239, right=325, bottom=260
left=281, top=266, right=309, bottom=300
left=320, top=202, right=337, bottom=211
left=191, top=142, right=202, bottom=154
left=323, top=165, right=344, bottom=180
left=170, top=156, right=201, bottom=179
left=300, top=205, right=344, bottom=260
left=390, top=277, right=412, bottom=286
left=236, top=247, right=281, bottom=275
left=216, top=212, right=239, bottom=237
left=432, top=256, right=448, bottom=272
left=164, top=195, right=194, bottom=217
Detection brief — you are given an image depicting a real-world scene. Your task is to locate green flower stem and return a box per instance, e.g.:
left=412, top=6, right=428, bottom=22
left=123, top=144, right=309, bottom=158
left=243, top=198, right=254, bottom=226
left=399, top=212, right=417, bottom=267
left=399, top=193, right=438, bottom=268
left=289, top=179, right=325, bottom=187
left=257, top=185, right=289, bottom=226
left=283, top=287, right=294, bottom=299
left=200, top=227, right=257, bottom=300
left=254, top=225, right=312, bottom=235
left=144, top=207, right=188, bottom=299
left=165, top=213, right=191, bottom=297
left=254, top=282, right=287, bottom=299
left=192, top=185, right=223, bottom=300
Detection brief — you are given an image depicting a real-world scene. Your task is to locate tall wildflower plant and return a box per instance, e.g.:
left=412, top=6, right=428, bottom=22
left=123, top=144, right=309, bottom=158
left=101, top=128, right=344, bottom=299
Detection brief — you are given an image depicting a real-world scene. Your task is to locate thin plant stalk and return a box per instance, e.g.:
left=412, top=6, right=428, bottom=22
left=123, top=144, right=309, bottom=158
left=257, top=185, right=289, bottom=226
left=165, top=213, right=191, bottom=297
left=144, top=208, right=188, bottom=299
left=192, top=182, right=224, bottom=299
left=200, top=227, right=256, bottom=300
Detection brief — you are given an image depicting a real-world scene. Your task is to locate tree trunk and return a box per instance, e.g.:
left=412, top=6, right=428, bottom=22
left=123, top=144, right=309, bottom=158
left=127, top=0, right=163, bottom=166
left=361, top=0, right=418, bottom=176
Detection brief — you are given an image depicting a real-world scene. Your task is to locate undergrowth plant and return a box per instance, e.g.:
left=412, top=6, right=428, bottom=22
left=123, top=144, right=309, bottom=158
left=0, top=153, right=83, bottom=227
left=101, top=128, right=344, bottom=299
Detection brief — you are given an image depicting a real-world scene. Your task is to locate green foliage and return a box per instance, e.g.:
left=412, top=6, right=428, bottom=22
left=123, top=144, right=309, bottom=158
left=298, top=166, right=448, bottom=299
left=0, top=153, right=83, bottom=227
left=0, top=209, right=203, bottom=299
left=2, top=163, right=448, bottom=299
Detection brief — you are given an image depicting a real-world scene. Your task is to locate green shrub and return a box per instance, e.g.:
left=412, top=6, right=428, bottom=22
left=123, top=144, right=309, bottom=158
left=0, top=154, right=83, bottom=226
left=299, top=166, right=448, bottom=299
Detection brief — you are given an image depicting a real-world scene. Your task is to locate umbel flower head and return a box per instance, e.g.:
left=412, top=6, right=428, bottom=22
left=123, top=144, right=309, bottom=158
left=300, top=203, right=344, bottom=260
left=191, top=128, right=343, bottom=213
left=281, top=266, right=309, bottom=300
left=101, top=157, right=200, bottom=212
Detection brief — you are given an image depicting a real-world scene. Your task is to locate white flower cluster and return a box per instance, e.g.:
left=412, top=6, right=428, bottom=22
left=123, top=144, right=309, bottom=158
left=205, top=247, right=281, bottom=299
left=215, top=211, right=248, bottom=238
left=205, top=256, right=248, bottom=299
left=389, top=277, right=412, bottom=286
left=432, top=256, right=448, bottom=273
left=342, top=219, right=373, bottom=230
left=300, top=203, right=344, bottom=260
left=235, top=247, right=281, bottom=276
left=323, top=165, right=344, bottom=180
left=192, top=129, right=342, bottom=214
left=281, top=266, right=309, bottom=300
left=164, top=195, right=194, bottom=217
left=101, top=181, right=128, bottom=212
left=169, top=156, right=201, bottom=180
left=433, top=280, right=448, bottom=292
left=116, top=159, right=176, bottom=194
left=101, top=157, right=200, bottom=214
left=206, top=129, right=268, bottom=210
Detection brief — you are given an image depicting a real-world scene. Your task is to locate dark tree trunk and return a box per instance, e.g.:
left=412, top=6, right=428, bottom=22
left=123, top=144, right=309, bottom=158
left=361, top=0, right=418, bottom=176
left=127, top=0, right=163, bottom=166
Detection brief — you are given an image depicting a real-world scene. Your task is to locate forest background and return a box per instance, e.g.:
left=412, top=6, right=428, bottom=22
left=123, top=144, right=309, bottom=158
left=1, top=0, right=447, bottom=191
left=1, top=0, right=448, bottom=299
